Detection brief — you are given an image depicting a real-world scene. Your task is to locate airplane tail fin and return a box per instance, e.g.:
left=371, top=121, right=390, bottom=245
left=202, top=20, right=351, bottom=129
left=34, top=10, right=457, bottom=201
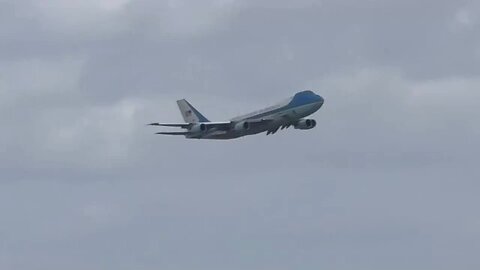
left=176, top=99, right=210, bottom=123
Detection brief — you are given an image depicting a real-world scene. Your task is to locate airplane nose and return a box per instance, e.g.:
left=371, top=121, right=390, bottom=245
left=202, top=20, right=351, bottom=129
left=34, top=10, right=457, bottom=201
left=317, top=95, right=324, bottom=105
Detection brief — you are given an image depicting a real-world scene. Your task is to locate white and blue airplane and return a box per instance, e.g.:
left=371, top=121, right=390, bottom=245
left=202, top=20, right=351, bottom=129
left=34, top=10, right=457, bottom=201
left=148, top=90, right=324, bottom=139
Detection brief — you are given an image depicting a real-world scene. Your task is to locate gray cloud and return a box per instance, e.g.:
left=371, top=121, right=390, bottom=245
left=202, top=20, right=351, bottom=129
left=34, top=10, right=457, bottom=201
left=1, top=0, right=479, bottom=269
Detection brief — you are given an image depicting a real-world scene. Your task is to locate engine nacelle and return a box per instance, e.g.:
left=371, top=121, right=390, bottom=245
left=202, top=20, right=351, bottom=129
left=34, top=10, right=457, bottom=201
left=294, top=119, right=316, bottom=130
left=190, top=123, right=208, bottom=133
left=233, top=121, right=250, bottom=132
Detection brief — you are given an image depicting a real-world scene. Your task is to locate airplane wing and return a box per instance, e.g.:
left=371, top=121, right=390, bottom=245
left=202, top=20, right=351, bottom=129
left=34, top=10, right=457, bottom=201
left=148, top=123, right=190, bottom=128
left=252, top=119, right=274, bottom=124
left=245, top=118, right=274, bottom=128
left=155, top=131, right=191, bottom=135
left=148, top=121, right=232, bottom=130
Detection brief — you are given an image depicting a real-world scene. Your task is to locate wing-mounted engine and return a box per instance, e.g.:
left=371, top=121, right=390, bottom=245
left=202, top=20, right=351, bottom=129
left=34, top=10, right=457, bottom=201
left=294, top=119, right=316, bottom=130
left=233, top=121, right=251, bottom=132
left=189, top=123, right=208, bottom=133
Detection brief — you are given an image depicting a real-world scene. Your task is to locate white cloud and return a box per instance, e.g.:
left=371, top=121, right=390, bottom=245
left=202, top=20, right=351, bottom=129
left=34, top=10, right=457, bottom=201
left=18, top=0, right=244, bottom=42
left=82, top=201, right=121, bottom=226
left=305, top=68, right=480, bottom=167
left=450, top=4, right=480, bottom=31
left=0, top=57, right=84, bottom=106
left=28, top=0, right=130, bottom=38
left=1, top=1, right=480, bottom=269
left=28, top=97, right=156, bottom=169
left=454, top=8, right=476, bottom=27
left=125, top=0, right=243, bottom=38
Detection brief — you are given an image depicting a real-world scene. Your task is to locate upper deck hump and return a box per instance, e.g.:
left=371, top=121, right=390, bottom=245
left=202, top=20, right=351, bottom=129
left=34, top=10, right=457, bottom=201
left=230, top=97, right=292, bottom=121
left=230, top=90, right=321, bottom=122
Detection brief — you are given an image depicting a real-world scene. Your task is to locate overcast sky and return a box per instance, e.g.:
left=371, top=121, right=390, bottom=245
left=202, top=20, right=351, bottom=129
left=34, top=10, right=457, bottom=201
left=1, top=0, right=480, bottom=269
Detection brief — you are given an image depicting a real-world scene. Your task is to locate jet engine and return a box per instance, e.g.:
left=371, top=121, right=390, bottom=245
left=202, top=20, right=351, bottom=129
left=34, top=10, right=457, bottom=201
left=294, top=119, right=316, bottom=130
left=190, top=123, right=208, bottom=133
left=233, top=121, right=250, bottom=132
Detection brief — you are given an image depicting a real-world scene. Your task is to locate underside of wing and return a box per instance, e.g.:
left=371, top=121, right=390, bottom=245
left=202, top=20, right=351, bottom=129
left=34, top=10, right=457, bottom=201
left=246, top=118, right=274, bottom=129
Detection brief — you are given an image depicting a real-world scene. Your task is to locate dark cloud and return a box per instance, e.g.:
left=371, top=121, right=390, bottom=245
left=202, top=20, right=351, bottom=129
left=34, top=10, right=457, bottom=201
left=1, top=0, right=479, bottom=269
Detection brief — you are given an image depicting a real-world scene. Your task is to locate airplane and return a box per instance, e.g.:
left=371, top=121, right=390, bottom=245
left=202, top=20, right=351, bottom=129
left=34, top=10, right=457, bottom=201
left=148, top=90, right=324, bottom=139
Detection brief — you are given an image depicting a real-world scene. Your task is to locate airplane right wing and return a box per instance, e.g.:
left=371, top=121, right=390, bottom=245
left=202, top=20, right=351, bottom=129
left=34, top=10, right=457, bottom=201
left=245, top=118, right=274, bottom=128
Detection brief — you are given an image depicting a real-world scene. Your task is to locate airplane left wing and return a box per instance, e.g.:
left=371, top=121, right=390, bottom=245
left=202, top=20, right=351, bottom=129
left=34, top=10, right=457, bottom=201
left=148, top=123, right=190, bottom=128
left=148, top=121, right=232, bottom=130
left=155, top=131, right=191, bottom=135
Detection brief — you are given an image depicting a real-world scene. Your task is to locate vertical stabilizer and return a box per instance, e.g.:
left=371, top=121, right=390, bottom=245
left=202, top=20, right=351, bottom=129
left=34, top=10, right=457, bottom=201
left=176, top=99, right=210, bottom=123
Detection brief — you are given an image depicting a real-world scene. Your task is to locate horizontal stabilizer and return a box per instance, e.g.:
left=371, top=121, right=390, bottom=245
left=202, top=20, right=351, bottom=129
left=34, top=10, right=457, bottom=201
left=155, top=131, right=190, bottom=136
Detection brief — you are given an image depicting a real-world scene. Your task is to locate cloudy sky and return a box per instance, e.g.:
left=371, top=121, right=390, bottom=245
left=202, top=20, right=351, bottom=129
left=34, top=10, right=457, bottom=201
left=1, top=0, right=480, bottom=269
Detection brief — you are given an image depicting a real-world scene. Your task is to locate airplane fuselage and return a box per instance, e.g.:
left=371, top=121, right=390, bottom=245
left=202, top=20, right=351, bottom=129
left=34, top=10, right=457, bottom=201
left=189, top=91, right=324, bottom=139
left=150, top=90, right=324, bottom=140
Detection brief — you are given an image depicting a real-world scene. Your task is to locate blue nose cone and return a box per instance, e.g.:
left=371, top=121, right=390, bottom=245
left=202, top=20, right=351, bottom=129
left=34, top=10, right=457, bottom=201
left=317, top=95, right=324, bottom=105
left=290, top=90, right=324, bottom=107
